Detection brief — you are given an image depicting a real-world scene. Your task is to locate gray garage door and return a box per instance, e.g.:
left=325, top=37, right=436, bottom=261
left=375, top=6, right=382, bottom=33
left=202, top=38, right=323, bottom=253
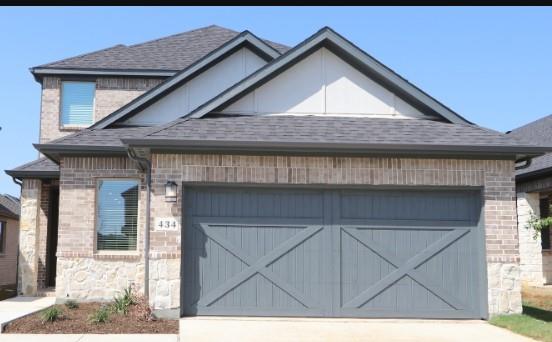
left=181, top=187, right=484, bottom=319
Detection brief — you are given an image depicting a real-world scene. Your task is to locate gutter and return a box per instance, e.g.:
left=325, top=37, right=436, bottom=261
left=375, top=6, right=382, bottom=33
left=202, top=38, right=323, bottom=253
left=126, top=148, right=151, bottom=303
left=121, top=138, right=552, bottom=158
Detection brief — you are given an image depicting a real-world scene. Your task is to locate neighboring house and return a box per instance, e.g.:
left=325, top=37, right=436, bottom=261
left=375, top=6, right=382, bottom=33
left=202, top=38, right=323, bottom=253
left=508, top=115, right=552, bottom=286
left=4, top=25, right=549, bottom=320
left=0, top=194, right=20, bottom=290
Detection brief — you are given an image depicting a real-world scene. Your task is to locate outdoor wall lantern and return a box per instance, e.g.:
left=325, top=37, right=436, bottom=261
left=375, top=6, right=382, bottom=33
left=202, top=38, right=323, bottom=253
left=165, top=181, right=178, bottom=202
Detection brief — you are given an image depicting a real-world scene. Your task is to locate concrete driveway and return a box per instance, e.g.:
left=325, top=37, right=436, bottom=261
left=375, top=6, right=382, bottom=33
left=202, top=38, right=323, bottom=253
left=180, top=317, right=535, bottom=342
left=0, top=296, right=55, bottom=332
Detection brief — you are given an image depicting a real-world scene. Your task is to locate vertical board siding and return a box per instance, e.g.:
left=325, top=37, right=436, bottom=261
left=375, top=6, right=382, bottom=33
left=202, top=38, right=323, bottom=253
left=181, top=187, right=482, bottom=318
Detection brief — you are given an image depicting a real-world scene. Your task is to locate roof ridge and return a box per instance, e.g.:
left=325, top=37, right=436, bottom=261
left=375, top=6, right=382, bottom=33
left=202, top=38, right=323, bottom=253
left=127, top=25, right=238, bottom=48
left=33, top=44, right=127, bottom=70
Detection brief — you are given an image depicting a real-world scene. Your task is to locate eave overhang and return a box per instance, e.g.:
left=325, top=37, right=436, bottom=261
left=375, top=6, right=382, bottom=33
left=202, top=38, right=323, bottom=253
left=122, top=138, right=550, bottom=161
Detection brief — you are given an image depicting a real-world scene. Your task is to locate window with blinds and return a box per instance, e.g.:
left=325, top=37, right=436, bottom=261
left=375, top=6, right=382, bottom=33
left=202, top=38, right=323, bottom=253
left=61, top=81, right=95, bottom=126
left=96, top=179, right=139, bottom=251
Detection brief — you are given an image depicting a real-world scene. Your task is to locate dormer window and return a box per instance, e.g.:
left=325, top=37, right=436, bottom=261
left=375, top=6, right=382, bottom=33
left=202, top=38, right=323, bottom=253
left=60, top=81, right=95, bottom=127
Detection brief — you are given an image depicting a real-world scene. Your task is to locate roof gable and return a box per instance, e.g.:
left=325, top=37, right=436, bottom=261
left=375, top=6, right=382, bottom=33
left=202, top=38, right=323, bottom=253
left=221, top=47, right=428, bottom=119
left=92, top=31, right=282, bottom=129
left=185, top=27, right=471, bottom=124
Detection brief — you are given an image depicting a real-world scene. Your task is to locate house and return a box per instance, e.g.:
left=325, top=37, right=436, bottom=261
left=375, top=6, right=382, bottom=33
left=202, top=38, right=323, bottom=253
left=5, top=25, right=548, bottom=319
left=508, top=115, right=552, bottom=286
left=0, top=194, right=20, bottom=295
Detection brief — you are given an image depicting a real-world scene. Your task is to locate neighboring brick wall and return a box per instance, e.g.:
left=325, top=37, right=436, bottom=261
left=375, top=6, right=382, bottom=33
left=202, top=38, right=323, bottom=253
left=0, top=216, right=19, bottom=286
left=52, top=155, right=521, bottom=316
left=39, top=76, right=164, bottom=143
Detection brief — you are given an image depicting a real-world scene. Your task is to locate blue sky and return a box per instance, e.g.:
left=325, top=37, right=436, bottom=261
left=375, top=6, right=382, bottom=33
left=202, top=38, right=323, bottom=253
left=1, top=6, right=551, bottom=196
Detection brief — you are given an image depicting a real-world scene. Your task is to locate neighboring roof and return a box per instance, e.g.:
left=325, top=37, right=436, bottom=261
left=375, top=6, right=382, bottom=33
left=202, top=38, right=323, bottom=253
left=121, top=115, right=548, bottom=158
left=508, top=114, right=552, bottom=179
left=31, top=25, right=289, bottom=76
left=183, top=27, right=472, bottom=125
left=0, top=194, right=20, bottom=219
left=5, top=157, right=59, bottom=179
left=92, top=31, right=282, bottom=129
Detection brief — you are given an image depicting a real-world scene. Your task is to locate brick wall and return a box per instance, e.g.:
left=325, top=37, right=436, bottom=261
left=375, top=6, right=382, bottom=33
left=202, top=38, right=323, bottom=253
left=53, top=154, right=521, bottom=316
left=56, top=157, right=146, bottom=300
left=0, top=216, right=19, bottom=286
left=39, top=76, right=164, bottom=143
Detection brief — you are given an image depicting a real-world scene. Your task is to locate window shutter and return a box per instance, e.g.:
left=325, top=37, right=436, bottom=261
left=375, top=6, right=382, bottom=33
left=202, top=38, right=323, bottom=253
left=61, top=82, right=95, bottom=126
left=96, top=180, right=139, bottom=251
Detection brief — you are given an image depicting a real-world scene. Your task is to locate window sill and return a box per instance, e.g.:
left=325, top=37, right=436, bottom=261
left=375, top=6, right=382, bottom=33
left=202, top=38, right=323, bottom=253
left=60, top=125, right=89, bottom=131
left=93, top=251, right=141, bottom=261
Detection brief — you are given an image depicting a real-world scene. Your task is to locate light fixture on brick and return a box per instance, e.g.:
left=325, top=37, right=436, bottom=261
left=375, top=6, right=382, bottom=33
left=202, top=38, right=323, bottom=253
left=165, top=181, right=178, bottom=202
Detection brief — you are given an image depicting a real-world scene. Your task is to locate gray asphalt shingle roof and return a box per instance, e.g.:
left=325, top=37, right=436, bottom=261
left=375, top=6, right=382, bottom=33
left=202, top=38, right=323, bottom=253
left=8, top=158, right=59, bottom=172
left=35, top=25, right=288, bottom=72
left=508, top=114, right=552, bottom=177
left=5, top=157, right=59, bottom=179
left=46, top=127, right=152, bottom=147
left=141, top=115, right=531, bottom=148
left=0, top=194, right=20, bottom=219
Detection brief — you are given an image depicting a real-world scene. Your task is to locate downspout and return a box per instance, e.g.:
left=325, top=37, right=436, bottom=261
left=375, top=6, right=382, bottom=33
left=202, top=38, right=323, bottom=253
left=515, top=157, right=532, bottom=171
left=11, top=176, right=22, bottom=186
left=127, top=148, right=151, bottom=303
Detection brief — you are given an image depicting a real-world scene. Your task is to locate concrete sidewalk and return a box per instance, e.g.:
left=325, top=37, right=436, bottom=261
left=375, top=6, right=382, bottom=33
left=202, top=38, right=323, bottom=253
left=0, top=334, right=178, bottom=341
left=180, top=317, right=536, bottom=342
left=0, top=296, right=55, bottom=332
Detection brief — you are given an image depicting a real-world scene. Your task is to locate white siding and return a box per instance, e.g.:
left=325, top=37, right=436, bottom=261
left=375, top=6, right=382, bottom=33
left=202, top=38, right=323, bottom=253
left=222, top=48, right=427, bottom=119
left=125, top=48, right=267, bottom=125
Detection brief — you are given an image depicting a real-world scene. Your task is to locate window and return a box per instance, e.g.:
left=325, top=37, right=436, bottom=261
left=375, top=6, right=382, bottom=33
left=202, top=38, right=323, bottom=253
left=539, top=197, right=551, bottom=250
left=0, top=221, right=6, bottom=254
left=96, top=179, right=139, bottom=251
left=60, top=81, right=95, bottom=127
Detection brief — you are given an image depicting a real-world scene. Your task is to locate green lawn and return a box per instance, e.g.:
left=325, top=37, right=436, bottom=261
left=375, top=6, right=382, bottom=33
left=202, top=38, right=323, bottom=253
left=490, top=286, right=552, bottom=342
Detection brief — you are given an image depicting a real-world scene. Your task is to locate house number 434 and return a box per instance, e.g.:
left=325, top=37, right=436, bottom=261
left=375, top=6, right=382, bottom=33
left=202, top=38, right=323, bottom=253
left=154, top=217, right=180, bottom=231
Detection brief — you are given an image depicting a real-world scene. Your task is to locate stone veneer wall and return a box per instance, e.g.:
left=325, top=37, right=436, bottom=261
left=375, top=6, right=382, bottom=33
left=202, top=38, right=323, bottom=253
left=39, top=76, right=165, bottom=143
left=18, top=179, right=41, bottom=295
left=516, top=192, right=544, bottom=285
left=52, top=155, right=521, bottom=316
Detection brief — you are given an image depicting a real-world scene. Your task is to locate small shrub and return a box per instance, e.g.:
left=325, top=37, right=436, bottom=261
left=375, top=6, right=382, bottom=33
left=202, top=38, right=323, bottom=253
left=111, top=285, right=136, bottom=315
left=64, top=299, right=79, bottom=309
left=112, top=295, right=130, bottom=315
left=41, top=305, right=63, bottom=323
left=88, top=305, right=110, bottom=324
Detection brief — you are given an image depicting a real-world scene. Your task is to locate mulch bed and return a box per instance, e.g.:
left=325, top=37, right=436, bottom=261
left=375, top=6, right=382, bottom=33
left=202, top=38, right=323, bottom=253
left=3, top=302, right=178, bottom=334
